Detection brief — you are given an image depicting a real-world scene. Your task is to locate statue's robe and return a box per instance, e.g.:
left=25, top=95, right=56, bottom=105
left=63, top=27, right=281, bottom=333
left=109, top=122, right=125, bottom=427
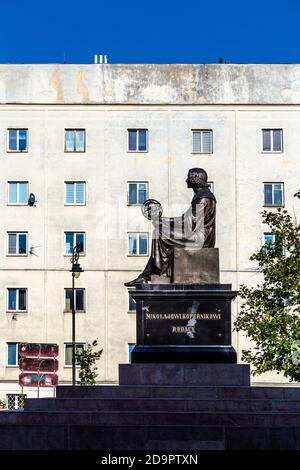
left=144, top=187, right=216, bottom=277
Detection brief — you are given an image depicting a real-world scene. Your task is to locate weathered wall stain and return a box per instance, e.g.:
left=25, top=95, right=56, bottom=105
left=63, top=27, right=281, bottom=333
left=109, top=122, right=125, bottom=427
left=1, top=64, right=300, bottom=104
left=49, top=66, right=64, bottom=103
left=75, top=70, right=90, bottom=103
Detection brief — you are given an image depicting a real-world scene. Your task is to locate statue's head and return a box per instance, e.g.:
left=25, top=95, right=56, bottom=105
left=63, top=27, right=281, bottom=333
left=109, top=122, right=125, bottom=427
left=186, top=168, right=208, bottom=190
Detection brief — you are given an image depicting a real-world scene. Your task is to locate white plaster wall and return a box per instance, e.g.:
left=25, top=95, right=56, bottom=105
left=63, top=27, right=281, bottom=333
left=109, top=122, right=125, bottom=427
left=0, top=100, right=299, bottom=395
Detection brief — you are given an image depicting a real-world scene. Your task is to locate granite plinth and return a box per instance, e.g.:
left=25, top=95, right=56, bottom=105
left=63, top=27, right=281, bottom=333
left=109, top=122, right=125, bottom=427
left=129, top=283, right=237, bottom=363
left=119, top=363, right=250, bottom=386
left=173, top=247, right=220, bottom=284
left=131, top=345, right=237, bottom=363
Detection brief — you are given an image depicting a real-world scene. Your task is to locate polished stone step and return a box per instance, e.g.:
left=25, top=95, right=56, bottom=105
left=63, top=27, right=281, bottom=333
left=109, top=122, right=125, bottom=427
left=1, top=420, right=299, bottom=450
left=56, top=384, right=300, bottom=400
left=0, top=424, right=225, bottom=450
left=137, top=439, right=225, bottom=450
left=2, top=410, right=300, bottom=427
left=1, top=363, right=300, bottom=450
left=25, top=397, right=300, bottom=413
left=118, top=363, right=250, bottom=386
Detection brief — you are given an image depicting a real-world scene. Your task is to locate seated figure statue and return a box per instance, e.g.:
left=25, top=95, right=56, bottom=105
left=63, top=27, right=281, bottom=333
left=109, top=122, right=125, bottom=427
left=124, top=168, right=216, bottom=286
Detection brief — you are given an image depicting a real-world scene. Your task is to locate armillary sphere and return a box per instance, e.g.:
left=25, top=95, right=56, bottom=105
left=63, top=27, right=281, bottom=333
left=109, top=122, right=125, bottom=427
left=142, top=199, right=163, bottom=220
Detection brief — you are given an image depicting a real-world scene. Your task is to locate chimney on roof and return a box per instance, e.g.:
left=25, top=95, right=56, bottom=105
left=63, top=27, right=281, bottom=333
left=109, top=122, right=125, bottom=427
left=94, top=54, right=108, bottom=64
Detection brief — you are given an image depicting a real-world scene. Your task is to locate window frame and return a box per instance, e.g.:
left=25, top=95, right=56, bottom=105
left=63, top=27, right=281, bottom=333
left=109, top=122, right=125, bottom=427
left=263, top=182, right=284, bottom=207
left=127, top=129, right=148, bottom=153
left=263, top=232, right=275, bottom=245
left=261, top=128, right=283, bottom=153
left=64, top=232, right=86, bottom=256
left=127, top=232, right=149, bottom=257
left=64, top=182, right=86, bottom=206
left=7, top=129, right=29, bottom=153
left=263, top=232, right=276, bottom=252
left=64, top=129, right=86, bottom=153
left=191, top=129, right=213, bottom=154
left=64, top=343, right=85, bottom=367
left=7, top=232, right=28, bottom=257
left=64, top=288, right=86, bottom=313
left=7, top=288, right=28, bottom=313
left=7, top=343, right=20, bottom=367
left=7, top=181, right=29, bottom=206
left=127, top=181, right=149, bottom=205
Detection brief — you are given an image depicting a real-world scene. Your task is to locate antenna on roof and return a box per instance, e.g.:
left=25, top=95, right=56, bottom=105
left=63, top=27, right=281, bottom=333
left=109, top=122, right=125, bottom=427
left=218, top=57, right=225, bottom=64
left=63, top=52, right=67, bottom=64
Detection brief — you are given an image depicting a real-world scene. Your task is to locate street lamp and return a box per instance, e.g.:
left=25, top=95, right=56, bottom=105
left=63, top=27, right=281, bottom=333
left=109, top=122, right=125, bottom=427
left=70, top=243, right=84, bottom=386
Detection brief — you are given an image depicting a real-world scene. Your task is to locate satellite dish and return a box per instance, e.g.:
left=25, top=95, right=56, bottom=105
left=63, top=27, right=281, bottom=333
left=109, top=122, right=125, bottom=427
left=28, top=193, right=36, bottom=206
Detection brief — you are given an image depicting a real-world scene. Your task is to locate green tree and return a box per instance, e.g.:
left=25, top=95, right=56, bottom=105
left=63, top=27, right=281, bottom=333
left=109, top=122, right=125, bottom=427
left=234, top=192, right=300, bottom=381
left=75, top=339, right=103, bottom=386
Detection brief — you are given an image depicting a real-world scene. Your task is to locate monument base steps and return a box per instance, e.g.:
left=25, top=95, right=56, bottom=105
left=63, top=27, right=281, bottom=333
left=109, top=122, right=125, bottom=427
left=1, top=364, right=300, bottom=450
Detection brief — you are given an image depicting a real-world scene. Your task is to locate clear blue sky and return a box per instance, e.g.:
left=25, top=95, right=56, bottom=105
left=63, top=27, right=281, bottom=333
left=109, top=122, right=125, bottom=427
left=1, top=0, right=299, bottom=64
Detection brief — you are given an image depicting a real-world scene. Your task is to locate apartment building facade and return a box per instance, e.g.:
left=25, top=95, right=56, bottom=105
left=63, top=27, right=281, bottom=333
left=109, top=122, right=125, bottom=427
left=0, top=63, right=300, bottom=397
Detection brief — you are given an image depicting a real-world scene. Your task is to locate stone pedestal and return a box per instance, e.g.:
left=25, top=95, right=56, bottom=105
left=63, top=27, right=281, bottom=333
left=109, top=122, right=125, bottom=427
left=129, top=283, right=237, bottom=363
left=174, top=247, right=220, bottom=283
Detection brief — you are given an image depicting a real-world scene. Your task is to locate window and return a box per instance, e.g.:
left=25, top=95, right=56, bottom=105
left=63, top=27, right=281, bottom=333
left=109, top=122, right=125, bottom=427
left=7, top=288, right=27, bottom=312
left=7, top=233, right=28, bottom=256
left=65, top=232, right=85, bottom=255
left=263, top=233, right=275, bottom=245
left=64, top=288, right=85, bottom=312
left=8, top=129, right=28, bottom=152
left=264, top=183, right=284, bottom=206
left=207, top=181, right=214, bottom=193
left=65, top=343, right=85, bottom=367
left=192, top=130, right=213, bottom=153
left=128, top=182, right=148, bottom=205
left=128, top=233, right=148, bottom=256
left=65, top=129, right=85, bottom=152
left=8, top=182, right=29, bottom=205
left=128, top=294, right=136, bottom=312
left=262, top=129, right=283, bottom=152
left=65, top=182, right=86, bottom=205
left=128, top=129, right=148, bottom=152
left=7, top=343, right=20, bottom=367
left=128, top=343, right=135, bottom=363
left=263, top=233, right=275, bottom=252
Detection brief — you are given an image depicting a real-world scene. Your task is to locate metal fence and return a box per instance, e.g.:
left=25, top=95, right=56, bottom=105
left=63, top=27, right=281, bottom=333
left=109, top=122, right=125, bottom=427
left=6, top=394, right=26, bottom=410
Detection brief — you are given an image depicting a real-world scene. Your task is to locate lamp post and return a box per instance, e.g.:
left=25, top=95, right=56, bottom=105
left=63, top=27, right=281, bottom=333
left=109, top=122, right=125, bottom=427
left=70, top=243, right=84, bottom=386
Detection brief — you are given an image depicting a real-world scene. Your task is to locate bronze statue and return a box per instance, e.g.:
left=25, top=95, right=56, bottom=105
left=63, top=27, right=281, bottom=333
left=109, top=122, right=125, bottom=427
left=125, top=168, right=216, bottom=286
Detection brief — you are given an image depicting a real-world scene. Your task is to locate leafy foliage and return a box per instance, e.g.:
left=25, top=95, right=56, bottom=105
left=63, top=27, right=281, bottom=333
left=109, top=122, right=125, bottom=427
left=75, top=339, right=103, bottom=386
left=234, top=193, right=300, bottom=380
left=0, top=399, right=6, bottom=409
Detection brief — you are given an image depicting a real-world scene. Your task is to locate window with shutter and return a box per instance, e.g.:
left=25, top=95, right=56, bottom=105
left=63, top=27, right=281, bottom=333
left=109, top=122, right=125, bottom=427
left=65, top=130, right=85, bottom=152
left=128, top=233, right=148, bottom=255
left=128, top=182, right=148, bottom=205
left=128, top=129, right=148, bottom=152
left=264, top=183, right=284, bottom=206
left=7, top=233, right=28, bottom=255
left=192, top=130, right=212, bottom=153
left=262, top=129, right=283, bottom=152
left=192, top=131, right=201, bottom=153
left=7, top=129, right=28, bottom=152
left=76, top=183, right=85, bottom=204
